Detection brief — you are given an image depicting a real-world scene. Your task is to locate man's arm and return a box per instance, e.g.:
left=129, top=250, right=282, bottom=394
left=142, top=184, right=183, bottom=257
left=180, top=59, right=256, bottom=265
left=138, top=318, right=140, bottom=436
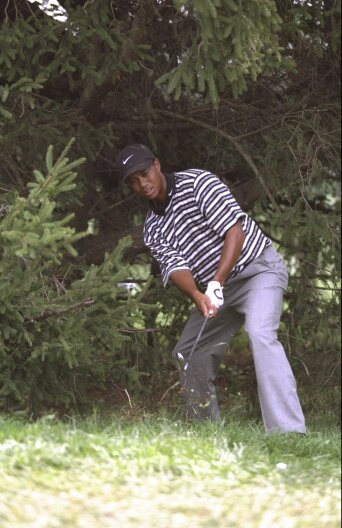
left=171, top=221, right=245, bottom=316
left=212, top=220, right=245, bottom=285
left=169, top=269, right=214, bottom=317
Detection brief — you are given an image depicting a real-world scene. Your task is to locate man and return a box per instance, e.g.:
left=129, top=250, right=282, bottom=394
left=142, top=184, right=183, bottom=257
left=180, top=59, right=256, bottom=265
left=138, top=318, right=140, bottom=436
left=116, top=143, right=306, bottom=433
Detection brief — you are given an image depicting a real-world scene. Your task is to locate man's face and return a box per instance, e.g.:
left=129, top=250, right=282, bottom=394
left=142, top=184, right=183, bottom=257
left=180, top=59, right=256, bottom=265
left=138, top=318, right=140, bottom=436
left=126, top=159, right=167, bottom=202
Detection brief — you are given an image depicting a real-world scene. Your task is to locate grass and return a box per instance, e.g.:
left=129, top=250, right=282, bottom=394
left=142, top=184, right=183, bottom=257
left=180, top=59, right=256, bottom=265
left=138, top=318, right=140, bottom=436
left=0, top=411, right=340, bottom=528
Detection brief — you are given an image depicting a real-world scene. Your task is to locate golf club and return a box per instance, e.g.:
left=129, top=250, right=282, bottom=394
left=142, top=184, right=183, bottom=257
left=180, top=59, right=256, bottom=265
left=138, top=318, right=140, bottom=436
left=177, top=314, right=210, bottom=371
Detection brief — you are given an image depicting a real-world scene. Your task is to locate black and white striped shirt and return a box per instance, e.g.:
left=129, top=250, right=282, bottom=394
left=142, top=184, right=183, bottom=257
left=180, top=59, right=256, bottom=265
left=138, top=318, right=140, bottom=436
left=144, top=169, right=270, bottom=287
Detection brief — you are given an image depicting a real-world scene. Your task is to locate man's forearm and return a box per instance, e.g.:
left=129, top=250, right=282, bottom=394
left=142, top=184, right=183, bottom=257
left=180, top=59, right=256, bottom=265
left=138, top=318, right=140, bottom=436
left=170, top=269, right=214, bottom=316
left=212, top=221, right=245, bottom=285
left=169, top=269, right=199, bottom=301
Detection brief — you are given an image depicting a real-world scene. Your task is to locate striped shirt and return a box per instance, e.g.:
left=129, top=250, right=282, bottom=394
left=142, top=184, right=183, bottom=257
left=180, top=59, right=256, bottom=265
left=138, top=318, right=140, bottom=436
left=144, top=169, right=270, bottom=287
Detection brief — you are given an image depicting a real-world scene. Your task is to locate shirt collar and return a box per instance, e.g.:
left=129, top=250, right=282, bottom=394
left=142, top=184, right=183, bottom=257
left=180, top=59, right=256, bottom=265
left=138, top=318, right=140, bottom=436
left=149, top=173, right=175, bottom=216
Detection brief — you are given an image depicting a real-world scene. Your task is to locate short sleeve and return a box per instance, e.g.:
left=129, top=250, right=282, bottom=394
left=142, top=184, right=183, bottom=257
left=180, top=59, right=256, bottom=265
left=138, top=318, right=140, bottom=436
left=193, top=172, right=246, bottom=237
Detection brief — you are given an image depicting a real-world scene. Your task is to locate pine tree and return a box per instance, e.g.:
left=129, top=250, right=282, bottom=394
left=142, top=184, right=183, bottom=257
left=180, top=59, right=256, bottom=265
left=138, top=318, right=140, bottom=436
left=0, top=140, right=151, bottom=412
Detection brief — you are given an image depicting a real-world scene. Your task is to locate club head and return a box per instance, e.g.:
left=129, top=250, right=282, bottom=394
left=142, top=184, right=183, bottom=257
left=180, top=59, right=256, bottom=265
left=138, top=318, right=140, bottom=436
left=176, top=352, right=186, bottom=369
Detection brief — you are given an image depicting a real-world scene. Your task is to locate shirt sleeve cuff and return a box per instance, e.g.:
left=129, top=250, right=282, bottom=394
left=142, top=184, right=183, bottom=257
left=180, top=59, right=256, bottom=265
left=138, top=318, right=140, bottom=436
left=217, top=212, right=246, bottom=237
left=163, top=266, right=191, bottom=287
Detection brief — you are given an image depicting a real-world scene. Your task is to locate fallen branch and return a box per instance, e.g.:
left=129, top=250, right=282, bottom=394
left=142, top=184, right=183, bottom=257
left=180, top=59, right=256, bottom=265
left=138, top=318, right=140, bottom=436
left=159, top=381, right=180, bottom=402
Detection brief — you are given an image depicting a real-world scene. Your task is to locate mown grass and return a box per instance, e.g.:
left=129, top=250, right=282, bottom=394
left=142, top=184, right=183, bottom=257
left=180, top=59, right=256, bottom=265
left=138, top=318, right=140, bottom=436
left=0, top=412, right=340, bottom=528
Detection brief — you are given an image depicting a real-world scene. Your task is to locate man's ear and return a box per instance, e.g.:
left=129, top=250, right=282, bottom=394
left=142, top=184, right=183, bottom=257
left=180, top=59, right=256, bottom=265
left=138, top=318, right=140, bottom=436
left=154, top=158, right=161, bottom=171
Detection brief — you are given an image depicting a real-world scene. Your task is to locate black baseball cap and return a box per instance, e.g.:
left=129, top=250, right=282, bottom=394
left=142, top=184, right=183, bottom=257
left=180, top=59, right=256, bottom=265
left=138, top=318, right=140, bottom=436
left=116, top=144, right=156, bottom=183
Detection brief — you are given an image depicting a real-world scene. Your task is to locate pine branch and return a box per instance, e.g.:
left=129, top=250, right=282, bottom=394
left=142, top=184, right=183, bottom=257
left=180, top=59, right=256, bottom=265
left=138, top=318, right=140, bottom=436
left=26, top=298, right=95, bottom=322
left=118, top=327, right=165, bottom=334
left=80, top=0, right=156, bottom=117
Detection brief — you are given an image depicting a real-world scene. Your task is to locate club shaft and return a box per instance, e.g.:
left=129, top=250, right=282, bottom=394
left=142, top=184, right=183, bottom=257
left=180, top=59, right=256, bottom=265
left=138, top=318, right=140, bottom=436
left=184, top=315, right=209, bottom=370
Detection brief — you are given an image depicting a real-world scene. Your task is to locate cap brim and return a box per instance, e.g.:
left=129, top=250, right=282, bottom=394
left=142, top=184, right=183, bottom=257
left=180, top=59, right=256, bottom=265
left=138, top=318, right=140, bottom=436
left=122, top=160, right=154, bottom=182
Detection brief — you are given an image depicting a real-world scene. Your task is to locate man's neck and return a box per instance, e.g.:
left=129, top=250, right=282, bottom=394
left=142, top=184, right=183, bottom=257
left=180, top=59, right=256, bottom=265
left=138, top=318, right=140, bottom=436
left=159, top=172, right=167, bottom=204
left=149, top=172, right=175, bottom=216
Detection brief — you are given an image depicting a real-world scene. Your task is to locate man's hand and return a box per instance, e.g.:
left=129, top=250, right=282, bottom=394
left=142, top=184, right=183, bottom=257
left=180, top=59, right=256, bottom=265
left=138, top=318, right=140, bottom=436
left=205, top=281, right=224, bottom=309
left=169, top=270, right=223, bottom=317
left=192, top=290, right=217, bottom=317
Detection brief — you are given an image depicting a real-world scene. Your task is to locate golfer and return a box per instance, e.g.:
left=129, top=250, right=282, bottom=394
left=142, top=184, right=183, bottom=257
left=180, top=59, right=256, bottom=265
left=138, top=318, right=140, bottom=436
left=116, top=144, right=306, bottom=433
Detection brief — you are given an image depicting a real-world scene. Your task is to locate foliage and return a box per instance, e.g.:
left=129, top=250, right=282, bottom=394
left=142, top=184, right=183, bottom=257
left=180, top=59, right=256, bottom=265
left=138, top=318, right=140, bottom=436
left=158, top=0, right=283, bottom=102
left=0, top=0, right=340, bottom=413
left=0, top=140, right=153, bottom=412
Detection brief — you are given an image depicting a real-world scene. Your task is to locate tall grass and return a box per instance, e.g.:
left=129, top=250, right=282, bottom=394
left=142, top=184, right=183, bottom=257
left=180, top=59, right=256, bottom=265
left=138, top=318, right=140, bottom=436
left=0, top=412, right=340, bottom=527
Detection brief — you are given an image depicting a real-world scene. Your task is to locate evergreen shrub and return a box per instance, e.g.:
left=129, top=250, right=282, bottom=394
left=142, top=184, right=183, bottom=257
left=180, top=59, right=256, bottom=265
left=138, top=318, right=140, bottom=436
left=0, top=140, right=154, bottom=413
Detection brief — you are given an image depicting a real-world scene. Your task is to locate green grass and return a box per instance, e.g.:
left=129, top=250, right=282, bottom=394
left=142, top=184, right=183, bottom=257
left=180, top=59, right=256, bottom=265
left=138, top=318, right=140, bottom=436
left=0, top=412, right=340, bottom=528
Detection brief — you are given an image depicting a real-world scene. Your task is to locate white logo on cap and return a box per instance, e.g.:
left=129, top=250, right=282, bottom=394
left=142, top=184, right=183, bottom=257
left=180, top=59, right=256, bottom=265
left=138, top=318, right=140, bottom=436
left=123, top=154, right=134, bottom=165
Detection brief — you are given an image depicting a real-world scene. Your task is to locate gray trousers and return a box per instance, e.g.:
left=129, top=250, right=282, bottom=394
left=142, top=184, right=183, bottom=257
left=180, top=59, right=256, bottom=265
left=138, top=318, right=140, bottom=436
left=172, top=246, right=306, bottom=433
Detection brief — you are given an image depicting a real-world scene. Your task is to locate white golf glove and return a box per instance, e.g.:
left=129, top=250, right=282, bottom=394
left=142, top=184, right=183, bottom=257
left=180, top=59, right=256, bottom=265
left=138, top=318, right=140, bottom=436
left=205, top=281, right=224, bottom=309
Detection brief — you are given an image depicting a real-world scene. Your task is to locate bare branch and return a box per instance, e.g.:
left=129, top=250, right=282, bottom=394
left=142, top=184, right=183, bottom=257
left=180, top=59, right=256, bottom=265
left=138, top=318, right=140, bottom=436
left=155, top=109, right=280, bottom=211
